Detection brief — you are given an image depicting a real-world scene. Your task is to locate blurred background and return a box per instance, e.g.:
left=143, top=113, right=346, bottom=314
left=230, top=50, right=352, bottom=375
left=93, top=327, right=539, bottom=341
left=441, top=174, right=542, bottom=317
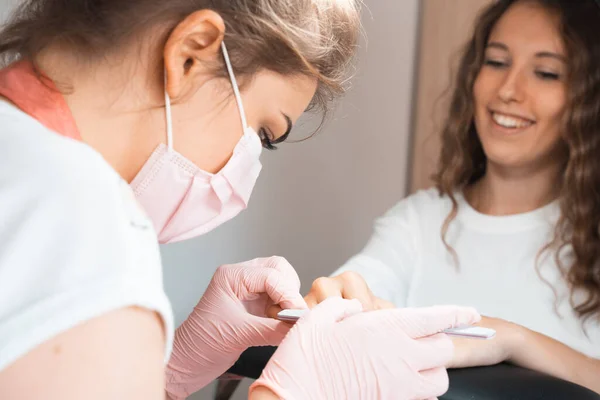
left=0, top=0, right=492, bottom=398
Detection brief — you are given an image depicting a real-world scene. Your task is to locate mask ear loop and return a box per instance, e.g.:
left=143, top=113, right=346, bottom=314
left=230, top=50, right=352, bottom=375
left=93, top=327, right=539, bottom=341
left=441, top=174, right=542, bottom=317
left=221, top=41, right=248, bottom=130
left=163, top=41, right=246, bottom=152
left=164, top=69, right=175, bottom=151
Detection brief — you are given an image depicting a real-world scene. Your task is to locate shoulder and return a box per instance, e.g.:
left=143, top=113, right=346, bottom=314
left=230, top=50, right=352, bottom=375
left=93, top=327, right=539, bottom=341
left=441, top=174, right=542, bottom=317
left=0, top=103, right=152, bottom=233
left=1, top=103, right=119, bottom=196
left=0, top=105, right=172, bottom=371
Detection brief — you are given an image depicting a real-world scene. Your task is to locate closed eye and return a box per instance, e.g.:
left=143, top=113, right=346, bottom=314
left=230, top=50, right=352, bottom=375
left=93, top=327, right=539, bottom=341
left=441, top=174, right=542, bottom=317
left=258, top=115, right=293, bottom=151
left=484, top=59, right=508, bottom=68
left=535, top=70, right=560, bottom=81
left=258, top=128, right=277, bottom=150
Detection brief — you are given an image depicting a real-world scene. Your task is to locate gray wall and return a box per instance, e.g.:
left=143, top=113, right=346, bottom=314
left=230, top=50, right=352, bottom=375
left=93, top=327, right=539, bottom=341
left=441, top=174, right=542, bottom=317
left=0, top=0, right=420, bottom=398
left=0, top=0, right=17, bottom=21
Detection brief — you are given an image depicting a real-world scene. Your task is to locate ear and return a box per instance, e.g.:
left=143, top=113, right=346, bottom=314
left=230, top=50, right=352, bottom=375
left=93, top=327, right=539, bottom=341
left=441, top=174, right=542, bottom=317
left=164, top=10, right=226, bottom=100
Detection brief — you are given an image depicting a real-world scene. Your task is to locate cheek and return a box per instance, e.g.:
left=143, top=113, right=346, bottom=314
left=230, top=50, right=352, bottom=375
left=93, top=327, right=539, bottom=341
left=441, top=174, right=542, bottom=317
left=473, top=71, right=493, bottom=118
left=174, top=101, right=245, bottom=174
left=532, top=85, right=566, bottom=144
left=535, top=86, right=566, bottom=125
left=473, top=74, right=485, bottom=105
left=472, top=74, right=489, bottom=134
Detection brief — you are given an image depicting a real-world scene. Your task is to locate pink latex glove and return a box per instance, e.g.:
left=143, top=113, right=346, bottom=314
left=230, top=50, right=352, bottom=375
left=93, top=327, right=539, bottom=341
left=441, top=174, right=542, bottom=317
left=250, top=297, right=481, bottom=400
left=165, top=257, right=307, bottom=399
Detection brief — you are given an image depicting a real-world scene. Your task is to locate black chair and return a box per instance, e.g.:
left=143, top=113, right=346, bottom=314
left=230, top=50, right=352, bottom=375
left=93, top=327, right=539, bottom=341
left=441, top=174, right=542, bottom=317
left=214, top=346, right=600, bottom=400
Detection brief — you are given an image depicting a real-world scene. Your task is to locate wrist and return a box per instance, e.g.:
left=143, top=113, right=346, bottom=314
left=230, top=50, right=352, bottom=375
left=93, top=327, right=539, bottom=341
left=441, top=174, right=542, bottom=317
left=504, top=322, right=528, bottom=362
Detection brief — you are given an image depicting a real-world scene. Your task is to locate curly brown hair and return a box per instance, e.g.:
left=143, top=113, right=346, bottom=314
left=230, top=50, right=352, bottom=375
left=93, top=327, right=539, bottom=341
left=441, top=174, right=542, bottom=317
left=432, top=0, right=600, bottom=323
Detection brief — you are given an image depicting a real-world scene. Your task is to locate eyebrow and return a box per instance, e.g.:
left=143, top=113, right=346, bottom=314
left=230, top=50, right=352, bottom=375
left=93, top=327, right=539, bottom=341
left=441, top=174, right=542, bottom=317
left=487, top=42, right=509, bottom=51
left=486, top=41, right=566, bottom=62
left=272, top=114, right=293, bottom=144
left=535, top=51, right=567, bottom=62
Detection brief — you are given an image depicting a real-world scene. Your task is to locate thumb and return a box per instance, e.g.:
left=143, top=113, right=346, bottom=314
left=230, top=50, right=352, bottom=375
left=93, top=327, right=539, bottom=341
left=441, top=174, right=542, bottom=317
left=298, top=297, right=363, bottom=326
left=391, top=306, right=481, bottom=339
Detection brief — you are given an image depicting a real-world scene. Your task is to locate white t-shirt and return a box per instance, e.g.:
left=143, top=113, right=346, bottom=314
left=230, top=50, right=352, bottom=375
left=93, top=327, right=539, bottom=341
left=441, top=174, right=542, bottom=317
left=333, top=188, right=599, bottom=358
left=0, top=102, right=174, bottom=370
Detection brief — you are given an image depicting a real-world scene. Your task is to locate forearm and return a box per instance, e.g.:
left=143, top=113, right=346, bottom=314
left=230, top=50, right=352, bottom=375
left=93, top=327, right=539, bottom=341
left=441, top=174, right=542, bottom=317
left=162, top=387, right=279, bottom=400
left=248, top=386, right=280, bottom=399
left=509, top=327, right=600, bottom=394
left=165, top=391, right=177, bottom=400
left=163, top=375, right=282, bottom=399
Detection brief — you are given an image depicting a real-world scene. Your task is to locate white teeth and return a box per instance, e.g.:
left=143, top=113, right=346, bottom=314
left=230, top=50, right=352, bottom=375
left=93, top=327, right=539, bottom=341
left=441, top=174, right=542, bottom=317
left=492, top=112, right=532, bottom=129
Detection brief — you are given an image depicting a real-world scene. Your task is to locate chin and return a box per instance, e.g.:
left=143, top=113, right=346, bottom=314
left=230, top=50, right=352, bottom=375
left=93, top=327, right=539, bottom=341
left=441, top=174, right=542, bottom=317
left=480, top=141, right=533, bottom=171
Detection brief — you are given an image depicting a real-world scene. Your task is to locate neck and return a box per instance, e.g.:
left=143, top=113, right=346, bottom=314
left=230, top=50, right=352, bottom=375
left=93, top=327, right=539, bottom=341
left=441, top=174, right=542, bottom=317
left=466, top=157, right=565, bottom=216
left=35, top=45, right=167, bottom=182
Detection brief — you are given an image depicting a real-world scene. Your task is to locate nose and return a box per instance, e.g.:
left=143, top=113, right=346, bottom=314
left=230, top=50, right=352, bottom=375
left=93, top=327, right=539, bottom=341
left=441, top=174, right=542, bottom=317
left=497, top=67, right=526, bottom=104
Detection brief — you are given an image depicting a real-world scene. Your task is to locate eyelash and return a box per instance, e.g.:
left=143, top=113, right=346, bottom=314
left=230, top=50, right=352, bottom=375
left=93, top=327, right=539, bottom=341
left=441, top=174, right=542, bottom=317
left=484, top=59, right=507, bottom=69
left=535, top=71, right=560, bottom=80
left=258, top=128, right=277, bottom=150
left=483, top=59, right=561, bottom=81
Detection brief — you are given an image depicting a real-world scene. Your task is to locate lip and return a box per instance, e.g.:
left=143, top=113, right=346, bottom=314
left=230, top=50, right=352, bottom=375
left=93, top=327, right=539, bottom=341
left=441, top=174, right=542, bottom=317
left=487, top=108, right=536, bottom=134
left=488, top=108, right=535, bottom=123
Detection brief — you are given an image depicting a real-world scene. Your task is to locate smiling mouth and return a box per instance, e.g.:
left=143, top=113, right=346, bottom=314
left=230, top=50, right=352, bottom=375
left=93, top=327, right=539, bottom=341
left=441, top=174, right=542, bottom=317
left=490, top=111, right=535, bottom=129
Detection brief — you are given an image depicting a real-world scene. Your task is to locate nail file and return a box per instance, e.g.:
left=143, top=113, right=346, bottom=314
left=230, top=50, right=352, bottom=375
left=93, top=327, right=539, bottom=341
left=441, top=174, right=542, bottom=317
left=442, top=326, right=496, bottom=340
left=277, top=309, right=307, bottom=322
left=277, top=309, right=496, bottom=339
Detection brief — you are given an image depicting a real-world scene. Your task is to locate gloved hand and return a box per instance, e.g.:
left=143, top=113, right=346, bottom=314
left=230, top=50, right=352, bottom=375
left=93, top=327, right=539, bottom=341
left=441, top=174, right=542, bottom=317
left=250, top=297, right=481, bottom=400
left=165, top=257, right=307, bottom=400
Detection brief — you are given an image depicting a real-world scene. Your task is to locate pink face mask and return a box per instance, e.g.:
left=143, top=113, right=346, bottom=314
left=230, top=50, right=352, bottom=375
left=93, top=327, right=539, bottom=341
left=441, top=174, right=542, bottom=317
left=130, top=43, right=263, bottom=244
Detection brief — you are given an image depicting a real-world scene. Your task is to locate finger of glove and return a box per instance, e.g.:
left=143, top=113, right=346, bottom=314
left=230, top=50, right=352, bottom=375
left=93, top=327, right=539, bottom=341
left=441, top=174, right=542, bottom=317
left=241, top=267, right=307, bottom=310
left=241, top=315, right=292, bottom=347
left=411, top=367, right=450, bottom=400
left=243, top=256, right=302, bottom=291
left=296, top=297, right=363, bottom=327
left=410, top=333, right=454, bottom=371
left=390, top=306, right=481, bottom=339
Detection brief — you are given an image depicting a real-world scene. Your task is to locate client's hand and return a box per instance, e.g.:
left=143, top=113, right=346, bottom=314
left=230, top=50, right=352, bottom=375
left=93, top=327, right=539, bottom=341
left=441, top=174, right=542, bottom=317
left=304, top=271, right=395, bottom=311
left=250, top=297, right=481, bottom=400
left=447, top=316, right=523, bottom=369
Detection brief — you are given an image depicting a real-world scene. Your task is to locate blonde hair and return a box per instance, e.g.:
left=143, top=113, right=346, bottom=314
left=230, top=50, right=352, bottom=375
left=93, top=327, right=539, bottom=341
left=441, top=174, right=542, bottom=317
left=0, top=0, right=362, bottom=113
